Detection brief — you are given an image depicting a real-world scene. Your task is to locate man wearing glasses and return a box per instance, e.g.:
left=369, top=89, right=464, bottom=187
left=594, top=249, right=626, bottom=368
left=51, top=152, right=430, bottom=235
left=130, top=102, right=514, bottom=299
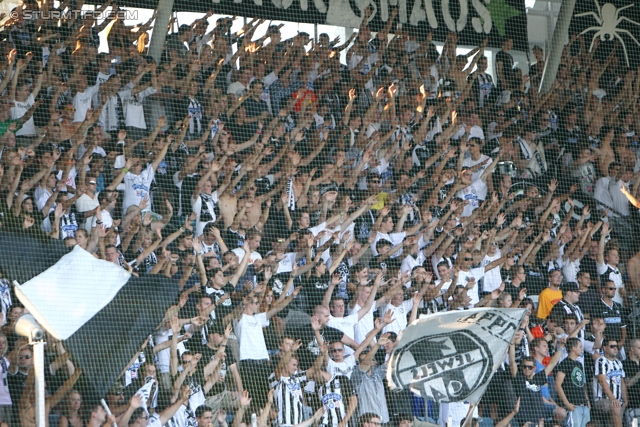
left=594, top=280, right=627, bottom=357
left=509, top=331, right=566, bottom=426
left=594, top=337, right=627, bottom=427
left=7, top=346, right=34, bottom=426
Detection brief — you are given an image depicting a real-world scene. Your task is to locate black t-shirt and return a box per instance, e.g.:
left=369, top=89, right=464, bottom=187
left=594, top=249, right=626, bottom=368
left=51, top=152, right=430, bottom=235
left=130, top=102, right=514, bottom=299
left=576, top=288, right=600, bottom=319
left=557, top=357, right=588, bottom=406
left=286, top=324, right=344, bottom=370
left=180, top=173, right=201, bottom=217
left=504, top=280, right=525, bottom=303
left=223, top=227, right=246, bottom=250
left=593, top=299, right=625, bottom=341
left=303, top=272, right=330, bottom=315
left=187, top=341, right=237, bottom=395
left=227, top=120, right=255, bottom=144
left=495, top=50, right=515, bottom=89
left=557, top=126, right=584, bottom=156
left=513, top=370, right=548, bottom=423
left=205, top=282, right=236, bottom=319
left=8, top=370, right=28, bottom=409
left=623, top=359, right=640, bottom=408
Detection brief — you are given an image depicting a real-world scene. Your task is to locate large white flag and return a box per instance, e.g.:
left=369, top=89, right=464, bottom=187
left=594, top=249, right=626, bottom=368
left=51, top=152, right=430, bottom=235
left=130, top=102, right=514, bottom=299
left=387, top=308, right=526, bottom=404
left=14, top=245, right=131, bottom=340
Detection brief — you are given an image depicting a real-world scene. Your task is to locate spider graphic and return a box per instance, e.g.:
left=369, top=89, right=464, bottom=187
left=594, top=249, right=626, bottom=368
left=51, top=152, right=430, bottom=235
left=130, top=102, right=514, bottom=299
left=576, top=0, right=640, bottom=66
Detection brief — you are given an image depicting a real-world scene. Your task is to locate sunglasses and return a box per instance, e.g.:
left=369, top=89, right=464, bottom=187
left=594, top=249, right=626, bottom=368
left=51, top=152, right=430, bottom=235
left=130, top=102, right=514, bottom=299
left=522, top=365, right=535, bottom=370
left=606, top=287, right=617, bottom=291
left=464, top=257, right=473, bottom=261
left=20, top=355, right=32, bottom=360
left=331, top=348, right=344, bottom=353
left=609, top=345, right=619, bottom=349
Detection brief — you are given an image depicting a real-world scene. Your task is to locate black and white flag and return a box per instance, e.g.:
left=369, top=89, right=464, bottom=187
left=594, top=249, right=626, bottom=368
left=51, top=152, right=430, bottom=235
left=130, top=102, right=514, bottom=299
left=112, top=0, right=529, bottom=50
left=0, top=232, right=179, bottom=402
left=570, top=0, right=640, bottom=67
left=387, top=308, right=526, bottom=403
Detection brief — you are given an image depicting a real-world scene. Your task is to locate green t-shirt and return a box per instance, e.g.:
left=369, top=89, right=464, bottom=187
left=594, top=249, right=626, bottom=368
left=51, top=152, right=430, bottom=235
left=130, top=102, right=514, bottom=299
left=0, top=119, right=22, bottom=137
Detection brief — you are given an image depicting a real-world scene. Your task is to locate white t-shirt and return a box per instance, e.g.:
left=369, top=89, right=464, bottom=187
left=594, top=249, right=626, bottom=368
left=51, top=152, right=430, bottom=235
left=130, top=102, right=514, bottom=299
left=327, top=313, right=359, bottom=356
left=35, top=186, right=53, bottom=213
left=232, top=248, right=263, bottom=264
left=153, top=327, right=172, bottom=374
left=276, top=252, right=298, bottom=274
left=457, top=267, right=486, bottom=306
left=481, top=249, right=502, bottom=293
left=401, top=251, right=427, bottom=275
left=125, top=86, right=157, bottom=129
left=227, top=81, right=247, bottom=98
left=192, top=191, right=219, bottom=237
left=597, top=262, right=624, bottom=304
left=57, top=166, right=77, bottom=193
left=121, top=164, right=155, bottom=214
left=350, top=301, right=377, bottom=344
left=73, top=84, right=100, bottom=123
left=0, top=356, right=10, bottom=405
left=326, top=356, right=356, bottom=379
left=75, top=193, right=99, bottom=232
left=93, top=70, right=112, bottom=109
left=11, top=94, right=36, bottom=136
left=259, top=72, right=278, bottom=114
left=456, top=180, right=485, bottom=217
left=381, top=300, right=413, bottom=334
left=371, top=231, right=407, bottom=257
left=236, top=312, right=269, bottom=361
left=463, top=154, right=492, bottom=201
left=91, top=209, right=114, bottom=229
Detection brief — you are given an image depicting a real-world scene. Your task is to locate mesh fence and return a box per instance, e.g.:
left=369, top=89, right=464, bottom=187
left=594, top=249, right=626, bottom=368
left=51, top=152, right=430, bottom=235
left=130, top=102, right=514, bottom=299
left=0, top=2, right=639, bottom=427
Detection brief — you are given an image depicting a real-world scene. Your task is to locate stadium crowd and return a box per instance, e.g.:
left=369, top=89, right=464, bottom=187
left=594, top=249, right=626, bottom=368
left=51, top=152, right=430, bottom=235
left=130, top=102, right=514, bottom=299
left=1, top=2, right=640, bottom=427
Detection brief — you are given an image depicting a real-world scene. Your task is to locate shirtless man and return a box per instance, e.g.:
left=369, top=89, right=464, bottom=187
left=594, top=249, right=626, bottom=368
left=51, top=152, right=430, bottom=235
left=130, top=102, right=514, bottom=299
left=447, top=44, right=485, bottom=97
left=19, top=361, right=82, bottom=427
left=628, top=248, right=640, bottom=295
left=57, top=101, right=81, bottom=141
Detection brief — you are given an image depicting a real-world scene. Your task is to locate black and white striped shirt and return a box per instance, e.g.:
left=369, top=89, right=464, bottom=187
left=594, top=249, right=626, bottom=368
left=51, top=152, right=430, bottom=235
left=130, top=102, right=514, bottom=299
left=318, top=375, right=355, bottom=427
left=274, top=372, right=308, bottom=427
left=593, top=356, right=625, bottom=402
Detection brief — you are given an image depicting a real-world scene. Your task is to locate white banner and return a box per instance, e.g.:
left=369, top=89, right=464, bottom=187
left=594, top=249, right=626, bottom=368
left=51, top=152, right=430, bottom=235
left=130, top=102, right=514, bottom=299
left=387, top=308, right=526, bottom=404
left=15, top=246, right=131, bottom=340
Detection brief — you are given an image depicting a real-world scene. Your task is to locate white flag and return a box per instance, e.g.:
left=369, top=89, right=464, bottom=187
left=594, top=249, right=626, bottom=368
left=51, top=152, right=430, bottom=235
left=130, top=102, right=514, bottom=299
left=387, top=308, right=526, bottom=404
left=14, top=246, right=131, bottom=340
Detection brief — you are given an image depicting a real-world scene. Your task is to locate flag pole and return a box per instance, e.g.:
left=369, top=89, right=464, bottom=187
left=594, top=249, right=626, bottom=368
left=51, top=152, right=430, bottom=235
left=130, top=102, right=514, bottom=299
left=101, top=399, right=119, bottom=427
left=33, top=341, right=46, bottom=427
left=12, top=302, right=46, bottom=427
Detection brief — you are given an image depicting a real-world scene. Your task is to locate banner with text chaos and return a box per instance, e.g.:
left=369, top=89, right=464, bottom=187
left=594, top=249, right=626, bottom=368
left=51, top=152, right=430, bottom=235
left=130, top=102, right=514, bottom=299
left=118, top=0, right=529, bottom=50
left=387, top=308, right=526, bottom=404
left=569, top=0, right=640, bottom=67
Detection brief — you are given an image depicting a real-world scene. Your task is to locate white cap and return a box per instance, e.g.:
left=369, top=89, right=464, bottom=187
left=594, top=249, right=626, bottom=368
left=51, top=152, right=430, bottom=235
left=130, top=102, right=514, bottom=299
left=114, top=155, right=126, bottom=169
left=592, top=88, right=607, bottom=100
left=496, top=90, right=511, bottom=106
left=365, top=123, right=380, bottom=138
left=468, top=125, right=485, bottom=141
